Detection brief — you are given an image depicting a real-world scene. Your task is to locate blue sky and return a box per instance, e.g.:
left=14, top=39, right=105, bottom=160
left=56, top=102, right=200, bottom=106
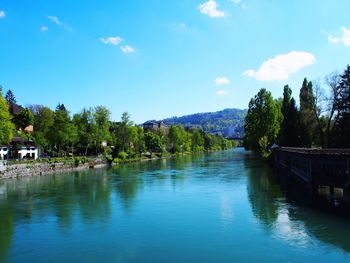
left=0, top=0, right=349, bottom=123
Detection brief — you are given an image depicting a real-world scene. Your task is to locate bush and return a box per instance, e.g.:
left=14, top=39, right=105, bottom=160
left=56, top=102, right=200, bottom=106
left=118, top=151, right=128, bottom=160
left=74, top=158, right=80, bottom=167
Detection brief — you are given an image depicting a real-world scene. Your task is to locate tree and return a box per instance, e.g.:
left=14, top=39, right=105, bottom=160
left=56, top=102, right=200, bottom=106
left=112, top=112, right=133, bottom=156
left=49, top=104, right=76, bottom=155
left=93, top=106, right=111, bottom=154
left=168, top=125, right=185, bottom=153
left=129, top=126, right=146, bottom=156
left=279, top=86, right=300, bottom=147
left=299, top=78, right=317, bottom=147
left=30, top=105, right=55, bottom=150
left=192, top=129, right=204, bottom=152
left=144, top=131, right=162, bottom=154
left=332, top=65, right=350, bottom=147
left=13, top=108, right=34, bottom=131
left=244, top=88, right=281, bottom=153
left=324, top=72, right=340, bottom=147
left=4, top=89, right=16, bottom=115
left=73, top=108, right=95, bottom=155
left=0, top=88, right=15, bottom=144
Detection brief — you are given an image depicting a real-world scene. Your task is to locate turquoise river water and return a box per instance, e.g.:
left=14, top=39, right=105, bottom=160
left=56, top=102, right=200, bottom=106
left=0, top=148, right=350, bottom=262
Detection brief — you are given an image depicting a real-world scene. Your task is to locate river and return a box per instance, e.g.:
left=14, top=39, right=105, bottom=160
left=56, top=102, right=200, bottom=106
left=0, top=148, right=350, bottom=262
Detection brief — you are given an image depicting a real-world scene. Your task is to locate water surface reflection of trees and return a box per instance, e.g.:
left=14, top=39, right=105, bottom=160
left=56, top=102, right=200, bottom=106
left=245, top=153, right=350, bottom=252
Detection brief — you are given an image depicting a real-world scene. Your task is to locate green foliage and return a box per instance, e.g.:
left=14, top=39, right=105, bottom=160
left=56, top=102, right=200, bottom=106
left=258, top=136, right=270, bottom=159
left=0, top=90, right=15, bottom=144
left=93, top=106, right=111, bottom=151
left=332, top=65, right=350, bottom=147
left=244, top=88, right=281, bottom=153
left=163, top=108, right=246, bottom=138
left=49, top=104, right=77, bottom=155
left=144, top=131, right=162, bottom=154
left=1, top=88, right=236, bottom=161
left=118, top=151, right=128, bottom=160
left=192, top=129, right=204, bottom=152
left=4, top=89, right=16, bottom=115
left=299, top=78, right=317, bottom=147
left=13, top=108, right=34, bottom=131
left=113, top=112, right=132, bottom=154
left=168, top=125, right=185, bottom=153
left=279, top=86, right=300, bottom=147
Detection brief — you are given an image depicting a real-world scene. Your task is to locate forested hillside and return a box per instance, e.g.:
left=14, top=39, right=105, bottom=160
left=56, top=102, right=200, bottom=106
left=160, top=108, right=246, bottom=138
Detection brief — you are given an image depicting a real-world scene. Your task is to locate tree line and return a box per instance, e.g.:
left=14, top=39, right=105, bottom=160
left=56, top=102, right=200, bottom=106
left=0, top=87, right=237, bottom=161
left=244, top=64, right=350, bottom=156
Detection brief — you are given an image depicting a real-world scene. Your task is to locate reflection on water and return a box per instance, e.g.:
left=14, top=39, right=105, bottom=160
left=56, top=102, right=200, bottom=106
left=0, top=149, right=350, bottom=262
left=245, top=151, right=350, bottom=253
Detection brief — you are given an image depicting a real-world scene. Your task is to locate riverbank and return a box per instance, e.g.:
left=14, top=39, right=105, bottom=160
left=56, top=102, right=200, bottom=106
left=0, top=149, right=238, bottom=180
left=0, top=158, right=108, bottom=180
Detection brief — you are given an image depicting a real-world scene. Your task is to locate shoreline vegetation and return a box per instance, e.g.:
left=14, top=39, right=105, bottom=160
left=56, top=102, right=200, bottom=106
left=243, top=64, right=350, bottom=158
left=0, top=87, right=238, bottom=176
left=1, top=83, right=239, bottom=179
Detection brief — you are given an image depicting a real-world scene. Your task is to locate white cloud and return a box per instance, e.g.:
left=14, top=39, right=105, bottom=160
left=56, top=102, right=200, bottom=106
left=120, top=45, right=136, bottom=53
left=47, top=15, right=61, bottom=25
left=215, top=76, right=230, bottom=85
left=41, top=26, right=48, bottom=32
left=328, top=27, right=350, bottom=46
left=198, top=0, right=227, bottom=18
left=231, top=0, right=241, bottom=4
left=243, top=51, right=316, bottom=81
left=100, top=36, right=123, bottom=46
left=217, top=89, right=229, bottom=95
left=47, top=15, right=72, bottom=31
left=0, top=11, right=5, bottom=18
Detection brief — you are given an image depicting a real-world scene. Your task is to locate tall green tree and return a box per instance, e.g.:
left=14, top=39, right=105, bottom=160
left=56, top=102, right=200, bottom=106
left=244, top=88, right=281, bottom=153
left=332, top=65, right=350, bottom=147
left=4, top=89, right=16, bottom=115
left=279, top=85, right=300, bottom=147
left=30, top=105, right=55, bottom=150
left=168, top=125, right=185, bottom=153
left=0, top=88, right=15, bottom=144
left=299, top=78, right=317, bottom=147
left=192, top=128, right=204, bottom=152
left=113, top=112, right=133, bottom=155
left=73, top=108, right=95, bottom=155
left=93, top=106, right=111, bottom=154
left=49, top=104, right=77, bottom=155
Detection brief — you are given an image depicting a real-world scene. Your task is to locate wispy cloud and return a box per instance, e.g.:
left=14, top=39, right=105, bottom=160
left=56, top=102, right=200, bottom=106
left=47, top=15, right=72, bottom=31
left=47, top=15, right=60, bottom=25
left=215, top=76, right=230, bottom=85
left=198, top=0, right=227, bottom=18
left=231, top=0, right=248, bottom=9
left=41, top=26, right=48, bottom=32
left=100, top=36, right=123, bottom=46
left=0, top=10, right=6, bottom=18
left=120, top=45, right=136, bottom=53
left=217, top=89, right=229, bottom=95
left=328, top=27, right=350, bottom=47
left=171, top=22, right=187, bottom=31
left=243, top=51, right=316, bottom=81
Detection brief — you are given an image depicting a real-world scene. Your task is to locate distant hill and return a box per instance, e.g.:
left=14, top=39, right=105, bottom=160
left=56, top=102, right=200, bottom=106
left=158, top=108, right=247, bottom=138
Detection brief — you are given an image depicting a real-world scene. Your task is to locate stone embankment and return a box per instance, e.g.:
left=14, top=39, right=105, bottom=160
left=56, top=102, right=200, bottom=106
left=0, top=159, right=108, bottom=180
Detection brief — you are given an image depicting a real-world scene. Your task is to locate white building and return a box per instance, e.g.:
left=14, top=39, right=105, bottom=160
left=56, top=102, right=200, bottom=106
left=0, top=146, right=38, bottom=160
left=0, top=147, right=9, bottom=160
left=17, top=146, right=38, bottom=160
